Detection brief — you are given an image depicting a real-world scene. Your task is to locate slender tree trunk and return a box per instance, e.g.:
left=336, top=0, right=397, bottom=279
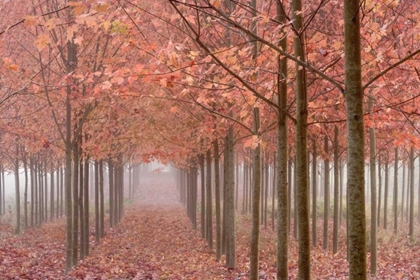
left=65, top=40, right=76, bottom=271
left=109, top=160, right=114, bottom=228
left=222, top=140, right=228, bottom=256
left=271, top=157, right=276, bottom=231
left=95, top=160, right=99, bottom=243
left=378, top=158, right=382, bottom=227
left=323, top=135, right=330, bottom=250
left=72, top=142, right=80, bottom=266
left=35, top=160, right=39, bottom=225
left=288, top=158, right=292, bottom=235
left=369, top=97, right=377, bottom=277
left=226, top=124, right=236, bottom=268
left=50, top=164, right=54, bottom=221
left=99, top=160, right=105, bottom=238
left=206, top=150, right=213, bottom=248
left=264, top=161, right=269, bottom=229
left=333, top=126, right=339, bottom=254
left=292, top=0, right=310, bottom=275
left=30, top=157, right=34, bottom=227
left=394, top=147, right=398, bottom=234
left=384, top=158, right=389, bottom=229
left=83, top=157, right=89, bottom=256
left=200, top=154, right=205, bottom=239
left=344, top=0, right=367, bottom=276
left=14, top=144, right=21, bottom=235
left=312, top=141, right=317, bottom=247
left=23, top=151, right=28, bottom=229
left=250, top=107, right=261, bottom=280
left=276, top=4, right=288, bottom=274
left=401, top=163, right=405, bottom=221
left=79, top=158, right=85, bottom=260
left=214, top=140, right=222, bottom=261
left=409, top=147, right=414, bottom=240
left=339, top=159, right=344, bottom=225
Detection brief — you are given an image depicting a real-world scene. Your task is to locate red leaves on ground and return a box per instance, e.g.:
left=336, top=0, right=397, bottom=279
left=0, top=177, right=419, bottom=279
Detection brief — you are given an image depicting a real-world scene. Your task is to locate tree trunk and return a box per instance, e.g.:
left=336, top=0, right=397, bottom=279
left=378, top=158, right=382, bottom=227
left=65, top=38, right=76, bottom=269
left=384, top=158, right=389, bottom=229
left=276, top=2, right=288, bottom=274
left=250, top=107, right=261, bottom=280
left=409, top=147, right=414, bottom=240
left=312, top=141, right=317, bottom=247
left=23, top=150, right=28, bottom=229
left=225, top=124, right=236, bottom=268
left=333, top=126, right=339, bottom=254
left=368, top=97, right=377, bottom=277
left=109, top=160, right=114, bottom=228
left=323, top=135, right=330, bottom=250
left=393, top=147, right=398, bottom=234
left=95, top=160, right=99, bottom=243
left=214, top=140, right=222, bottom=261
left=99, top=160, right=105, bottom=238
left=200, top=154, right=206, bottom=239
left=72, top=143, right=80, bottom=266
left=50, top=164, right=54, bottom=221
left=79, top=158, right=85, bottom=260
left=30, top=157, right=34, bottom=227
left=344, top=0, right=367, bottom=277
left=14, top=144, right=21, bottom=235
left=206, top=150, right=213, bottom=248
left=83, top=157, right=89, bottom=256
left=292, top=0, right=310, bottom=275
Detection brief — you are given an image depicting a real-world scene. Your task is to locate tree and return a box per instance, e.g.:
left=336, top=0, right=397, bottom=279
left=344, top=0, right=366, bottom=278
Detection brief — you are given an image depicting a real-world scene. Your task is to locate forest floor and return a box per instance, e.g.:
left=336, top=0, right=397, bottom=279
left=0, top=174, right=419, bottom=279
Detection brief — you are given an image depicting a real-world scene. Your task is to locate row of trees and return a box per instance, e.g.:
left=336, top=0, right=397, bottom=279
left=1, top=0, right=420, bottom=278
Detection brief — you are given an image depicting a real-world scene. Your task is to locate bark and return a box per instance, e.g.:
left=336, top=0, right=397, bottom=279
left=95, top=160, right=99, bottom=243
left=339, top=159, right=344, bottom=225
left=50, top=164, right=54, bottom=221
left=344, top=0, right=367, bottom=277
left=83, top=157, right=89, bottom=256
left=312, top=141, right=317, bottom=247
left=250, top=107, right=261, bottom=280
left=323, top=135, right=330, bottom=250
left=333, top=126, right=339, bottom=254
left=264, top=161, right=269, bottom=229
left=109, top=160, right=114, bottom=228
left=79, top=158, right=85, bottom=260
left=369, top=97, right=377, bottom=277
left=214, top=140, right=222, bottom=260
left=23, top=151, right=28, bottom=229
left=200, top=154, right=206, bottom=239
left=30, top=157, right=34, bottom=227
left=99, top=160, right=105, bottom=238
left=378, top=158, right=382, bottom=227
left=72, top=143, right=80, bottom=265
left=384, top=158, right=389, bottom=229
left=65, top=40, right=76, bottom=271
left=14, top=144, right=21, bottom=235
left=276, top=2, right=288, bottom=274
left=292, top=0, right=310, bottom=275
left=409, top=147, right=414, bottom=239
left=206, top=150, right=213, bottom=248
left=271, top=158, right=276, bottom=231
left=401, top=163, right=405, bottom=220
left=393, top=147, right=398, bottom=234
left=225, top=124, right=236, bottom=268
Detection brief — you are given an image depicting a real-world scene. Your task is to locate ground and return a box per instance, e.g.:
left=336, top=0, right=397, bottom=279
left=0, top=175, right=419, bottom=279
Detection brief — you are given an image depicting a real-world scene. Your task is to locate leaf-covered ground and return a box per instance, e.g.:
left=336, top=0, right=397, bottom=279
left=0, top=175, right=419, bottom=279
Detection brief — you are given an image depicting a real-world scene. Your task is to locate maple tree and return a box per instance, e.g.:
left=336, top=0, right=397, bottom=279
left=1, top=0, right=420, bottom=279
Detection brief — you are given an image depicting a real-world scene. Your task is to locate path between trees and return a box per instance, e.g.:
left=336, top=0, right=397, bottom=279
left=0, top=174, right=419, bottom=279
